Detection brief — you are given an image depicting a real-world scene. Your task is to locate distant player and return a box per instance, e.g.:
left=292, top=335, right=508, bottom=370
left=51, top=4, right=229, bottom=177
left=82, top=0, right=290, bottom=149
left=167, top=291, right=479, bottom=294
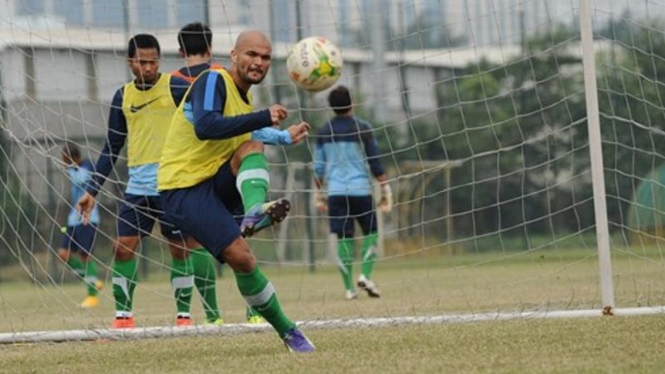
left=158, top=30, right=314, bottom=352
left=58, top=142, right=103, bottom=308
left=314, top=85, right=392, bottom=300
left=77, top=34, right=194, bottom=329
left=174, top=22, right=307, bottom=325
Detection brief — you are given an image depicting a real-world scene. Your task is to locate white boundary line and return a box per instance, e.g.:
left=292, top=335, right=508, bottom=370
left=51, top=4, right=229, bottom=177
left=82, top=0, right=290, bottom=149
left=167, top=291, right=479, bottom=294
left=1, top=307, right=664, bottom=344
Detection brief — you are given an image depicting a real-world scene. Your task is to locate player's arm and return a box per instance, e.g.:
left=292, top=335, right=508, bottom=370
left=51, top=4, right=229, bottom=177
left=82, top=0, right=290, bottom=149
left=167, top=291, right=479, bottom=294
left=190, top=71, right=280, bottom=140
left=78, top=88, right=127, bottom=223
left=169, top=76, right=190, bottom=107
left=252, top=122, right=310, bottom=145
left=313, top=136, right=328, bottom=211
left=361, top=123, right=392, bottom=212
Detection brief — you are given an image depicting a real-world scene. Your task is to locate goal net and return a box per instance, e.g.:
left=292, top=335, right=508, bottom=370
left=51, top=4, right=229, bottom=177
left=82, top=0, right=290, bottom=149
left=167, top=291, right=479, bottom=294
left=1, top=0, right=665, bottom=343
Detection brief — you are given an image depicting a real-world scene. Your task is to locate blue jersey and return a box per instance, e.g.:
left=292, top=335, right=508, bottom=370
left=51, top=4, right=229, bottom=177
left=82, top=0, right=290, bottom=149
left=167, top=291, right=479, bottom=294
left=314, top=116, right=385, bottom=196
left=68, top=159, right=100, bottom=226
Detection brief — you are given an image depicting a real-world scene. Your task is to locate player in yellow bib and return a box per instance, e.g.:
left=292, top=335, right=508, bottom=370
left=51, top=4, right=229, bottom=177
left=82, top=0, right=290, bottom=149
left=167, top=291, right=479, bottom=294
left=158, top=30, right=314, bottom=353
left=77, top=34, right=194, bottom=329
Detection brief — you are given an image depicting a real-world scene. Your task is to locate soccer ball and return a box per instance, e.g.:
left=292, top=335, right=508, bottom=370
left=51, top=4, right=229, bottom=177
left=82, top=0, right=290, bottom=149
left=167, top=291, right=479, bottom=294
left=286, top=36, right=343, bottom=92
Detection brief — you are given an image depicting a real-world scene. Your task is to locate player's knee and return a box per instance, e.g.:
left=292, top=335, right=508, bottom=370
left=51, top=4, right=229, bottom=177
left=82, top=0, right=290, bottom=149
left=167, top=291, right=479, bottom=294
left=169, top=243, right=189, bottom=260
left=222, top=237, right=256, bottom=273
left=57, top=249, right=70, bottom=262
left=114, top=237, right=139, bottom=261
left=79, top=253, right=90, bottom=262
left=238, top=140, right=264, bottom=155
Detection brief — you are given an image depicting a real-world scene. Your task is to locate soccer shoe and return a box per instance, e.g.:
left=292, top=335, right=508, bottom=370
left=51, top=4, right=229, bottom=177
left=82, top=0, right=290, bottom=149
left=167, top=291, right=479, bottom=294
left=247, top=315, right=267, bottom=324
left=345, top=290, right=358, bottom=300
left=95, top=280, right=104, bottom=291
left=111, top=316, right=135, bottom=329
left=204, top=318, right=224, bottom=326
left=282, top=328, right=316, bottom=353
left=240, top=199, right=291, bottom=238
left=175, top=316, right=193, bottom=327
left=80, top=296, right=100, bottom=308
left=357, top=274, right=381, bottom=298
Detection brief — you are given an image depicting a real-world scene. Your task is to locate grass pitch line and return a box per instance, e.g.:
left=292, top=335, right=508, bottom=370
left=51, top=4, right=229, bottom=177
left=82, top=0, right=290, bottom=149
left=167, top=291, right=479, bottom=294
left=1, top=306, right=664, bottom=344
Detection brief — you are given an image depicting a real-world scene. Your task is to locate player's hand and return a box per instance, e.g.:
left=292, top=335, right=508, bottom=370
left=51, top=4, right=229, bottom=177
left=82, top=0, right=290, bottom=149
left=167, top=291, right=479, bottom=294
left=269, top=104, right=288, bottom=125
left=76, top=192, right=97, bottom=226
left=377, top=183, right=393, bottom=213
left=287, top=121, right=311, bottom=144
left=315, top=189, right=328, bottom=212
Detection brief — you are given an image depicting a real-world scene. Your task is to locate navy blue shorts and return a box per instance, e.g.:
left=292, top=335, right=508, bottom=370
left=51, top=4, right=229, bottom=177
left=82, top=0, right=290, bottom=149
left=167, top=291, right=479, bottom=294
left=328, top=195, right=377, bottom=238
left=160, top=160, right=243, bottom=258
left=60, top=224, right=98, bottom=254
left=117, top=193, right=185, bottom=240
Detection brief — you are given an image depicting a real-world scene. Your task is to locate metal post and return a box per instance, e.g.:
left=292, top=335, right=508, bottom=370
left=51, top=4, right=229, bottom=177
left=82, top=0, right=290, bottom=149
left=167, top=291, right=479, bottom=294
left=295, top=1, right=316, bottom=272
left=579, top=0, right=615, bottom=314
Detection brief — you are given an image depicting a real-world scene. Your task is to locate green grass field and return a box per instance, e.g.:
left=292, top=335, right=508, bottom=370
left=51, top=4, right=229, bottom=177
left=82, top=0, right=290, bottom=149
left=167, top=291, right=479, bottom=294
left=1, top=246, right=665, bottom=372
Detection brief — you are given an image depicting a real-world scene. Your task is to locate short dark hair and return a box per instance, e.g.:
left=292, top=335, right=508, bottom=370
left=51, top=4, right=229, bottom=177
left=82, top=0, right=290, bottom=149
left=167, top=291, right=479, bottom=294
left=178, top=22, right=212, bottom=56
left=127, top=34, right=161, bottom=58
left=62, top=142, right=80, bottom=160
left=328, top=85, right=352, bottom=114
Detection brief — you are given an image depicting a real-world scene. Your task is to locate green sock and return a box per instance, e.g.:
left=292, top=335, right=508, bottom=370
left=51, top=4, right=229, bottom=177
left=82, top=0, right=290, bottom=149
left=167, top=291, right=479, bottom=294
left=171, top=258, right=193, bottom=317
left=190, top=248, right=221, bottom=322
left=235, top=267, right=295, bottom=338
left=361, top=233, right=378, bottom=278
left=236, top=153, right=269, bottom=212
left=83, top=259, right=99, bottom=296
left=67, top=256, right=85, bottom=278
left=337, top=237, right=355, bottom=291
left=112, top=258, right=138, bottom=313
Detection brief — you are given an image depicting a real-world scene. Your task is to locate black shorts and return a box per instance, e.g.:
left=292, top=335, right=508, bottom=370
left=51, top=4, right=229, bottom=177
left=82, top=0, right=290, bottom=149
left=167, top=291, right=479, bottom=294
left=160, top=160, right=244, bottom=258
left=328, top=195, right=377, bottom=238
left=117, top=193, right=185, bottom=240
left=60, top=224, right=98, bottom=254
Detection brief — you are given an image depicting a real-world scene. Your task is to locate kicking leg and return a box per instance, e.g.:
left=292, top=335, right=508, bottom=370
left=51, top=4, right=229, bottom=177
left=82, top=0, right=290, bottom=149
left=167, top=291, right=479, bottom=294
left=232, top=141, right=290, bottom=237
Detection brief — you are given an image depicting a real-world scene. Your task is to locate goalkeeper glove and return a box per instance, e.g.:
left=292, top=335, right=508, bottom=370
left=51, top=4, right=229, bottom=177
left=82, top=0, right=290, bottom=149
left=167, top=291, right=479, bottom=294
left=378, top=183, right=393, bottom=213
left=315, top=189, right=328, bottom=212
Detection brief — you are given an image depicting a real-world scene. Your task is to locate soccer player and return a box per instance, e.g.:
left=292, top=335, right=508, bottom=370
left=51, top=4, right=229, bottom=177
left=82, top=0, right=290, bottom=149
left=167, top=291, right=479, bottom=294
left=77, top=34, right=194, bottom=329
left=58, top=142, right=102, bottom=308
left=158, top=30, right=314, bottom=352
left=313, top=85, right=393, bottom=300
left=174, top=22, right=305, bottom=325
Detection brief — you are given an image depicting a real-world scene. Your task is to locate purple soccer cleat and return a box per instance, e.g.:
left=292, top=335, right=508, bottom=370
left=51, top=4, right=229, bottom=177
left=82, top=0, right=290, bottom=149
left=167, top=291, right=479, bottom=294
left=240, top=199, right=291, bottom=238
left=282, top=328, right=316, bottom=353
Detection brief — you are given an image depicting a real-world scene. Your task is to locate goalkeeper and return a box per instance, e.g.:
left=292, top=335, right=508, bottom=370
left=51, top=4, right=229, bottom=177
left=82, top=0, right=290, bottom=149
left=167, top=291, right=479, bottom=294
left=313, top=85, right=392, bottom=300
left=173, top=22, right=307, bottom=325
left=158, top=30, right=313, bottom=352
left=58, top=142, right=102, bottom=308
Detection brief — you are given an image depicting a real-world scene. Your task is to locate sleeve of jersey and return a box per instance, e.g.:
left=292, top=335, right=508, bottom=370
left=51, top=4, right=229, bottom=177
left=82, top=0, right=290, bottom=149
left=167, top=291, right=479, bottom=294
left=87, top=89, right=127, bottom=196
left=314, top=137, right=326, bottom=180
left=191, top=71, right=272, bottom=140
left=70, top=165, right=92, bottom=188
left=170, top=76, right=190, bottom=107
left=362, top=126, right=385, bottom=177
left=252, top=127, right=292, bottom=145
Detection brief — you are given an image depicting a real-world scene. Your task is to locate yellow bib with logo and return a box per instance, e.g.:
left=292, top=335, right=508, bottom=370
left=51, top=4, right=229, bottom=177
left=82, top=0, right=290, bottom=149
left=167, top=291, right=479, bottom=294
left=122, top=73, right=177, bottom=167
left=158, top=69, right=253, bottom=190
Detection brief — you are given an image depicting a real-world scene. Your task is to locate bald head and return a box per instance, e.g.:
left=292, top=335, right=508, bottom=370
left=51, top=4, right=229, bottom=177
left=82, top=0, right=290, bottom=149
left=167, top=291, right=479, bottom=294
left=234, top=30, right=271, bottom=50
left=229, top=30, right=272, bottom=91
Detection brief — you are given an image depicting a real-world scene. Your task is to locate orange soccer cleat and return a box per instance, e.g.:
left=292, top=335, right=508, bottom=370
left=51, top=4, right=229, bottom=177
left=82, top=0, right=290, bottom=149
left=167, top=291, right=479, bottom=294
left=111, top=316, right=135, bottom=329
left=175, top=316, right=193, bottom=327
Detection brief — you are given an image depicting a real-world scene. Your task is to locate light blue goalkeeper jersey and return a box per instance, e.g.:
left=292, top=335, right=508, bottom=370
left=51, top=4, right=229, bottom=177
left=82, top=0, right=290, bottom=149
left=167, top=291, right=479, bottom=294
left=68, top=159, right=100, bottom=226
left=314, top=115, right=385, bottom=196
